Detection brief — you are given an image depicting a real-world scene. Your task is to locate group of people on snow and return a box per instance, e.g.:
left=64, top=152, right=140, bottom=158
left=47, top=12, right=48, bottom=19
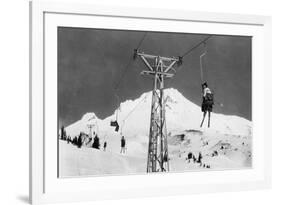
left=60, top=128, right=127, bottom=154
left=186, top=152, right=211, bottom=168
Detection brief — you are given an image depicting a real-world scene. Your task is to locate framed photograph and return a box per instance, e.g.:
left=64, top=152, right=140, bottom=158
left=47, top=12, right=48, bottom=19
left=30, top=1, right=272, bottom=204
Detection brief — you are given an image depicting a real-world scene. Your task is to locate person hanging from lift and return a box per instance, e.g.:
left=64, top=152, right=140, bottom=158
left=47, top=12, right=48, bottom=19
left=200, top=82, right=214, bottom=128
left=110, top=120, right=119, bottom=132
left=120, top=136, right=126, bottom=154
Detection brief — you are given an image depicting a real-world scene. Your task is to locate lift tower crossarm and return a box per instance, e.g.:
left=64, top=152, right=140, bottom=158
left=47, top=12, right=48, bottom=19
left=141, top=70, right=174, bottom=78
left=135, top=50, right=180, bottom=173
left=137, top=52, right=179, bottom=61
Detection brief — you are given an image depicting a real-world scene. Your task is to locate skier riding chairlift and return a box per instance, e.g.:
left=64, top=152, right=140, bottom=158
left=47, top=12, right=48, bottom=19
left=200, top=82, right=214, bottom=128
left=110, top=120, right=119, bottom=132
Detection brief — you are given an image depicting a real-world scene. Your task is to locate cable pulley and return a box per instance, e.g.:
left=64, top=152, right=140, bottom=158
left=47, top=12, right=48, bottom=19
left=177, top=35, right=212, bottom=67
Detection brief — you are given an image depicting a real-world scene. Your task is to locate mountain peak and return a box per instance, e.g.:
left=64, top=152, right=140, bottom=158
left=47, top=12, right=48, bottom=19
left=164, top=87, right=184, bottom=100
left=81, top=112, right=97, bottom=121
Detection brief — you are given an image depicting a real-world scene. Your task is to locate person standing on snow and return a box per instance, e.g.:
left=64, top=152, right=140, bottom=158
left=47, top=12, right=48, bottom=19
left=103, top=141, right=107, bottom=151
left=197, top=152, right=203, bottom=166
left=120, top=136, right=126, bottom=154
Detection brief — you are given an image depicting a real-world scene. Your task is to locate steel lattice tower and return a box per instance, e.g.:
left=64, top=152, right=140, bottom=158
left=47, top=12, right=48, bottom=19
left=134, top=50, right=181, bottom=172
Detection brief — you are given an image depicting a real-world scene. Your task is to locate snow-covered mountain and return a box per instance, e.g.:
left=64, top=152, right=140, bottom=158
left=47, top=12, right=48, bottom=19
left=60, top=88, right=252, bottom=177
left=65, top=88, right=252, bottom=138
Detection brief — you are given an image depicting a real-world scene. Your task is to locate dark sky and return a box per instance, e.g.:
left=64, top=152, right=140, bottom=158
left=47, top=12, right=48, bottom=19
left=58, top=27, right=252, bottom=127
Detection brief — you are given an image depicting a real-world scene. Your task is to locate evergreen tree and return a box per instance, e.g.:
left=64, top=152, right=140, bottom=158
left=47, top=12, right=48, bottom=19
left=60, top=126, right=65, bottom=140
left=77, top=133, right=83, bottom=148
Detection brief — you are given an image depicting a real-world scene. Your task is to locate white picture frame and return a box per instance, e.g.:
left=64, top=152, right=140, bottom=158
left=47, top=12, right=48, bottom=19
left=30, top=1, right=272, bottom=204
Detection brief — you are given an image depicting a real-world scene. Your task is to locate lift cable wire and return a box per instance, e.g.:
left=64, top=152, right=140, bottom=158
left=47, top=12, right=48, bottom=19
left=136, top=32, right=147, bottom=51
left=165, top=35, right=213, bottom=108
left=169, top=35, right=212, bottom=82
left=113, top=32, right=148, bottom=91
left=112, top=32, right=148, bottom=122
left=124, top=93, right=149, bottom=122
left=113, top=57, right=134, bottom=90
left=119, top=92, right=149, bottom=134
left=180, top=35, right=212, bottom=59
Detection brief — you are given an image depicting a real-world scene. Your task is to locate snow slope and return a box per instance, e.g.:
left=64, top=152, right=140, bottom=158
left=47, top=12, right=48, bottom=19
left=59, top=141, right=146, bottom=177
left=60, top=88, right=252, bottom=177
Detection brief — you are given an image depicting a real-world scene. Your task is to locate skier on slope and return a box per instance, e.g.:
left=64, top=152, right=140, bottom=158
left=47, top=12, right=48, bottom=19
left=197, top=152, right=203, bottom=166
left=120, top=136, right=126, bottom=154
left=187, top=152, right=193, bottom=163
left=200, top=82, right=214, bottom=128
left=103, top=141, right=107, bottom=151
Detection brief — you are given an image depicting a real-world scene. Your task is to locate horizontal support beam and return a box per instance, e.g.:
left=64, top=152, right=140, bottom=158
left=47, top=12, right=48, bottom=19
left=137, top=52, right=179, bottom=62
left=141, top=70, right=174, bottom=78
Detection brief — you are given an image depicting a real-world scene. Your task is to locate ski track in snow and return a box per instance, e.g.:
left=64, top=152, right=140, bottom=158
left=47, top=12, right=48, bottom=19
left=59, top=88, right=252, bottom=177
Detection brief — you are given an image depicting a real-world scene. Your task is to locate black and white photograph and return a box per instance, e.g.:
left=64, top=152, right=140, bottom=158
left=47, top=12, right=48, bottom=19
left=58, top=27, right=252, bottom=177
